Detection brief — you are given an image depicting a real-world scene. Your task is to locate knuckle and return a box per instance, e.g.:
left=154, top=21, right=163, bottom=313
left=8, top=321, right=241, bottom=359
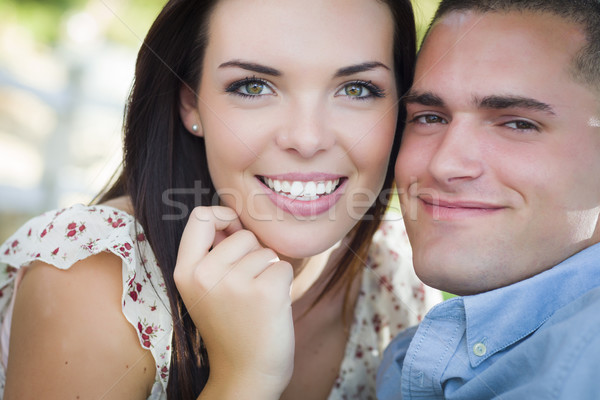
left=277, top=261, right=294, bottom=282
left=173, top=265, right=185, bottom=286
left=261, top=248, right=279, bottom=261
left=233, top=229, right=258, bottom=245
left=258, top=262, right=293, bottom=295
left=212, top=205, right=237, bottom=221
left=190, top=206, right=210, bottom=222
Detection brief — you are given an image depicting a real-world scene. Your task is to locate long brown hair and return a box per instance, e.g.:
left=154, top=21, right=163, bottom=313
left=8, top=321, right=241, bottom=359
left=99, top=0, right=416, bottom=397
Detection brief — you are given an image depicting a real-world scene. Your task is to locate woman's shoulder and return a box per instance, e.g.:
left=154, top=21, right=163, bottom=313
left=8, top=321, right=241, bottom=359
left=360, top=215, right=443, bottom=329
left=0, top=203, right=142, bottom=270
left=4, top=252, right=157, bottom=398
left=369, top=215, right=412, bottom=266
left=0, top=203, right=172, bottom=396
left=367, top=214, right=414, bottom=283
left=329, top=216, right=440, bottom=399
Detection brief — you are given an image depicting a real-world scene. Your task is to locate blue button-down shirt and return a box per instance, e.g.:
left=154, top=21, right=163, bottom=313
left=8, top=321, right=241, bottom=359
left=377, top=243, right=600, bottom=399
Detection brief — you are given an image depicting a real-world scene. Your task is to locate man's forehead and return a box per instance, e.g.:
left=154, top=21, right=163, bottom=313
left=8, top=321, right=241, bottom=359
left=423, top=9, right=585, bottom=53
left=416, top=10, right=589, bottom=89
left=430, top=9, right=480, bottom=32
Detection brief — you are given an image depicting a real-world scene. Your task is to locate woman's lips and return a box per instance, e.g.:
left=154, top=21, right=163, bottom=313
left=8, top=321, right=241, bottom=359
left=257, top=174, right=347, bottom=217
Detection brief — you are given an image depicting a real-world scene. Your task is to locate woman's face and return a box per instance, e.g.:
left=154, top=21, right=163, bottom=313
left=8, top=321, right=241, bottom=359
left=181, top=0, right=398, bottom=259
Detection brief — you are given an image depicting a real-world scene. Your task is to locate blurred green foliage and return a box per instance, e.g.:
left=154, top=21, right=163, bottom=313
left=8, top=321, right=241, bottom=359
left=103, top=0, right=166, bottom=46
left=0, top=0, right=166, bottom=46
left=412, top=0, right=441, bottom=46
left=1, top=0, right=441, bottom=48
left=443, top=292, right=458, bottom=300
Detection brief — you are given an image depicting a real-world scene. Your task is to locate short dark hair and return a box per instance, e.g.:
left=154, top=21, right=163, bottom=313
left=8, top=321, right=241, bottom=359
left=428, top=0, right=600, bottom=93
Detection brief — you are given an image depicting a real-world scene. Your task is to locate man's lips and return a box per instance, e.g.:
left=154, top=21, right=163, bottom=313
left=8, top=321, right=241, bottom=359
left=419, top=197, right=505, bottom=210
left=416, top=196, right=506, bottom=220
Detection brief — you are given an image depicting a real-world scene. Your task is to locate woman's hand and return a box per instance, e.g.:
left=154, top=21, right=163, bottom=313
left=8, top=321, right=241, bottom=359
left=174, top=206, right=295, bottom=399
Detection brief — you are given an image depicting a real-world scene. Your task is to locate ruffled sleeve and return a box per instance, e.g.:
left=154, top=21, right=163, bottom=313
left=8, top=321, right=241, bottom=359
left=0, top=204, right=172, bottom=399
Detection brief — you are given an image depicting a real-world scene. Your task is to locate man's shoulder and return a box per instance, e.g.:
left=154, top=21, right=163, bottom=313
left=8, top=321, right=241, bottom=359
left=543, top=284, right=600, bottom=329
left=518, top=285, right=600, bottom=398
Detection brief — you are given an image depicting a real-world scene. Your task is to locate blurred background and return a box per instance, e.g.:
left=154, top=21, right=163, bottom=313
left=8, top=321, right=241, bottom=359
left=0, top=0, right=440, bottom=243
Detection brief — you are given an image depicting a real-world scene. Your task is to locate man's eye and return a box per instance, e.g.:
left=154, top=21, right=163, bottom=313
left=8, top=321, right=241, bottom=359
left=505, top=120, right=538, bottom=131
left=415, top=114, right=447, bottom=124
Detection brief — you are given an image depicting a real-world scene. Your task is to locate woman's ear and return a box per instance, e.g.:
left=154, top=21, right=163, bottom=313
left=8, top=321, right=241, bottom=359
left=179, top=85, right=203, bottom=137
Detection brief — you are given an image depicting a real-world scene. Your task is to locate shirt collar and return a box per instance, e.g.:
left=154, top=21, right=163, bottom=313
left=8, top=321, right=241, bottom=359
left=462, top=243, right=600, bottom=367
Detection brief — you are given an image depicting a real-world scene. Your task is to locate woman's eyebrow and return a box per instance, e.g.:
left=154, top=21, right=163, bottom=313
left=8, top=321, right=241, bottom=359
left=334, top=62, right=390, bottom=78
left=218, top=60, right=281, bottom=76
left=218, top=60, right=390, bottom=79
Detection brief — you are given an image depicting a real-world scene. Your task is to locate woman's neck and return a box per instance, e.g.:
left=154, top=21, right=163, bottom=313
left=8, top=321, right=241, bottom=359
left=280, top=242, right=342, bottom=303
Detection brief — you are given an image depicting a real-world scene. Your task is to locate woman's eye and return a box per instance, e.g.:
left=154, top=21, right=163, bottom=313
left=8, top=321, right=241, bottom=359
left=504, top=120, right=538, bottom=131
left=226, top=78, right=275, bottom=97
left=415, top=114, right=447, bottom=124
left=335, top=81, right=384, bottom=100
left=344, top=83, right=367, bottom=97
left=241, top=81, right=271, bottom=95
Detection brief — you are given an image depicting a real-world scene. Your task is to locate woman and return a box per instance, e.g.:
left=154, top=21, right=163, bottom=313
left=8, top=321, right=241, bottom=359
left=0, top=0, right=439, bottom=399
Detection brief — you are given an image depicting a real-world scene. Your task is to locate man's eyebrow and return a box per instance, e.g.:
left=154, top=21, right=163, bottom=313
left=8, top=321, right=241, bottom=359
left=401, top=92, right=557, bottom=116
left=334, top=62, right=390, bottom=78
left=401, top=91, right=445, bottom=107
left=218, top=60, right=281, bottom=76
left=478, top=95, right=556, bottom=115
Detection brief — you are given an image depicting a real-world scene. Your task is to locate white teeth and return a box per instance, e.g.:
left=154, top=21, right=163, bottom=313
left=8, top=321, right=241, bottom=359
left=262, top=177, right=342, bottom=198
left=316, top=182, right=325, bottom=195
left=304, top=181, right=317, bottom=197
left=290, top=181, right=303, bottom=196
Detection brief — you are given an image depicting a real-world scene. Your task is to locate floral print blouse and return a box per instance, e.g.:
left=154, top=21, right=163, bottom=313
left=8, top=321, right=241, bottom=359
left=0, top=204, right=440, bottom=399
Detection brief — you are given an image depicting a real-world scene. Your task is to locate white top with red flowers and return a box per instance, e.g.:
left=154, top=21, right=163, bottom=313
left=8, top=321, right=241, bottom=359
left=0, top=204, right=171, bottom=399
left=0, top=204, right=440, bottom=400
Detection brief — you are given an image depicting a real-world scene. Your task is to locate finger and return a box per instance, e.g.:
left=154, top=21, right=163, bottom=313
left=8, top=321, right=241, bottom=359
left=212, top=206, right=244, bottom=247
left=223, top=247, right=280, bottom=279
left=255, top=261, right=294, bottom=296
left=176, top=206, right=243, bottom=274
left=202, top=230, right=264, bottom=271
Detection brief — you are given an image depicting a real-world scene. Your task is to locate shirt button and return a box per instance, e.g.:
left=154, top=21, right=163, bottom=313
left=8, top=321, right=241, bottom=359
left=473, top=342, right=487, bottom=357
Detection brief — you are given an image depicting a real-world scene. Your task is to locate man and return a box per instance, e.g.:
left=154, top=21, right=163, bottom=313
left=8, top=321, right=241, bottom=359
left=377, top=0, right=600, bottom=398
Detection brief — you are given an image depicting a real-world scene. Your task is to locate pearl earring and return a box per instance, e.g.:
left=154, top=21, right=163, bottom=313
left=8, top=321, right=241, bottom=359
left=192, top=124, right=199, bottom=132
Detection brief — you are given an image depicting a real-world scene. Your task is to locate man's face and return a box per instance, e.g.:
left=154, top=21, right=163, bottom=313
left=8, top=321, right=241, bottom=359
left=396, top=11, right=600, bottom=295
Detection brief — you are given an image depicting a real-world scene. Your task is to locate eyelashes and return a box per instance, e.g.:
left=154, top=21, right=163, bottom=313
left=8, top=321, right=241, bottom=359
left=225, top=77, right=273, bottom=98
left=335, top=80, right=386, bottom=100
left=224, top=76, right=386, bottom=100
left=407, top=112, right=542, bottom=135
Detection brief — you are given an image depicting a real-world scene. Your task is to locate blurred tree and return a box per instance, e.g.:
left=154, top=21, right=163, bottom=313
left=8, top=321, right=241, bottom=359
left=1, top=0, right=441, bottom=48
left=0, top=0, right=165, bottom=45
left=412, top=0, right=441, bottom=46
